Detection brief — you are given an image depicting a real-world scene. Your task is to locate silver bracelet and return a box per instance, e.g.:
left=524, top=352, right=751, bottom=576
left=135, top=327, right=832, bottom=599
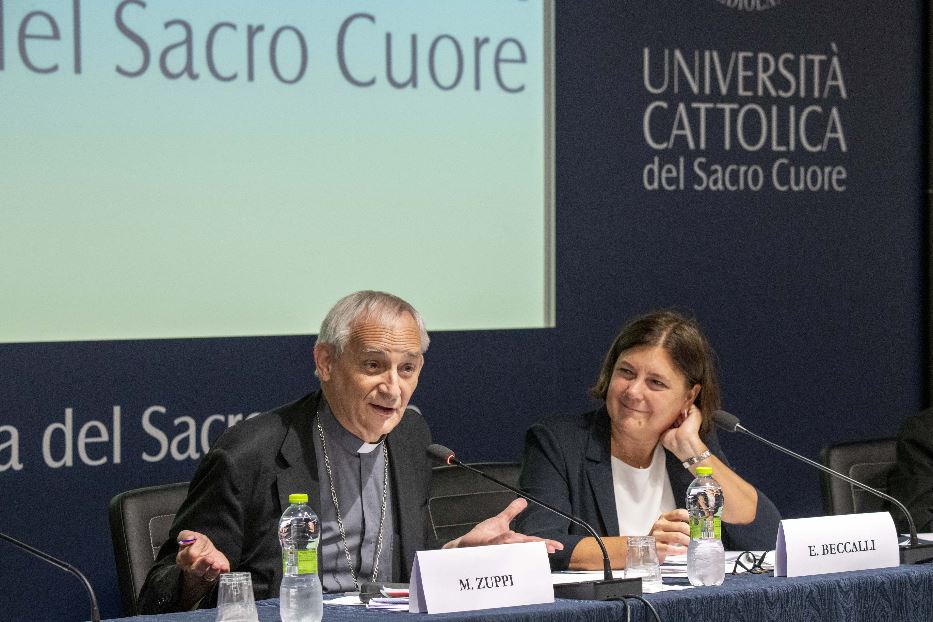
left=682, top=450, right=711, bottom=469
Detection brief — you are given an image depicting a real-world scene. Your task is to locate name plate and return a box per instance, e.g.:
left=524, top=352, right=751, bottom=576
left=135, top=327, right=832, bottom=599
left=775, top=512, right=899, bottom=577
left=409, top=541, right=554, bottom=614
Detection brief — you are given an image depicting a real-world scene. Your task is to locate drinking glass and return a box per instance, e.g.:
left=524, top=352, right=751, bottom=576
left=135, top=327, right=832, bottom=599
left=216, top=572, right=259, bottom=622
left=624, top=535, right=663, bottom=592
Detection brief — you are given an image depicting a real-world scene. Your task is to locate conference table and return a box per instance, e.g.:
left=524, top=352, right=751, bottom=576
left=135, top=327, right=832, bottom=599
left=103, top=563, right=933, bottom=622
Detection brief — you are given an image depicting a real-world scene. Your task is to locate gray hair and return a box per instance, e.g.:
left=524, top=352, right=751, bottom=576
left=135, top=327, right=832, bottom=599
left=316, top=290, right=430, bottom=360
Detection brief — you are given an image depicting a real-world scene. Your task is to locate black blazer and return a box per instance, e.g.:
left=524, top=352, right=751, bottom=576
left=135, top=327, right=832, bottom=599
left=138, top=391, right=434, bottom=613
left=514, top=408, right=782, bottom=570
left=887, top=408, right=933, bottom=533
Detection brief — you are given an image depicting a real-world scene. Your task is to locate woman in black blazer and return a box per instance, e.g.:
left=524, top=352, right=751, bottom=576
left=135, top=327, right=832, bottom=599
left=516, top=311, right=781, bottom=570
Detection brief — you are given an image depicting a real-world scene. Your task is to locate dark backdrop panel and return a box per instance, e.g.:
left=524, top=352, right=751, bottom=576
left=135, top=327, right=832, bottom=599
left=0, top=1, right=926, bottom=620
left=552, top=0, right=926, bottom=524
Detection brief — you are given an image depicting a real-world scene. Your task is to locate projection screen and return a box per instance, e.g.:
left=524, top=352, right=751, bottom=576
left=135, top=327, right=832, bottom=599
left=1, top=0, right=554, bottom=342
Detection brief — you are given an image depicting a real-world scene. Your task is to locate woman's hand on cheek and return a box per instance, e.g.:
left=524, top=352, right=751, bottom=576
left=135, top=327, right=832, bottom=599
left=661, top=404, right=703, bottom=454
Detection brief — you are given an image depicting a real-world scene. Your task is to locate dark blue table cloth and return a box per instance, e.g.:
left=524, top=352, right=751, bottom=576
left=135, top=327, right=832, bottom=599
left=104, top=564, right=933, bottom=622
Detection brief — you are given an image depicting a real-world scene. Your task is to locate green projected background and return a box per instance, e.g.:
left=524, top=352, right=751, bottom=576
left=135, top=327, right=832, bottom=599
left=1, top=0, right=553, bottom=342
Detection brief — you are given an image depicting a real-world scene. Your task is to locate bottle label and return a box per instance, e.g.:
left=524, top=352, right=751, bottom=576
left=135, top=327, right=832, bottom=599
left=283, top=548, right=318, bottom=575
left=689, top=516, right=721, bottom=539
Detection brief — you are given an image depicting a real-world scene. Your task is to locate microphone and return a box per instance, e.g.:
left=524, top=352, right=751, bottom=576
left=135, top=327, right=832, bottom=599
left=712, top=410, right=933, bottom=565
left=427, top=443, right=641, bottom=600
left=0, top=531, right=101, bottom=622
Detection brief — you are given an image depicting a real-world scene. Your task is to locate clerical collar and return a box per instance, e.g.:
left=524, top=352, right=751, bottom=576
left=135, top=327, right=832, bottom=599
left=317, top=399, right=387, bottom=455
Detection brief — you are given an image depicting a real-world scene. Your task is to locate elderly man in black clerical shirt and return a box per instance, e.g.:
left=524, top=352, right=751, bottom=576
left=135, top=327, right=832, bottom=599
left=138, top=291, right=559, bottom=613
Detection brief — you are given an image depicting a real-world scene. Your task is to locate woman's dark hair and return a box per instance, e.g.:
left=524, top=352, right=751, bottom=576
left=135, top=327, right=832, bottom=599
left=590, top=310, right=721, bottom=434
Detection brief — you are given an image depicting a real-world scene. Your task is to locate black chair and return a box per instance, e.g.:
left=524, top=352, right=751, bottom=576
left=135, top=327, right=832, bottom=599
left=108, top=482, right=189, bottom=616
left=428, top=462, right=521, bottom=542
left=819, top=439, right=897, bottom=515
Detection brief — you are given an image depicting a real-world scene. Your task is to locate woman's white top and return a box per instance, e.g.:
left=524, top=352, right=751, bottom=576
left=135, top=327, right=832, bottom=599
left=611, top=443, right=677, bottom=536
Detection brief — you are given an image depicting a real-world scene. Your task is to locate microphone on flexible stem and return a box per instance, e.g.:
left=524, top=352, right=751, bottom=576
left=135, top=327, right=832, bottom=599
left=0, top=531, right=101, bottom=622
left=427, top=443, right=641, bottom=600
left=712, top=410, right=933, bottom=565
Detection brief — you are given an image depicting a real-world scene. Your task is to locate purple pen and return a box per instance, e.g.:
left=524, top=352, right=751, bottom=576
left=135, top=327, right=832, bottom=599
left=178, top=538, right=197, bottom=545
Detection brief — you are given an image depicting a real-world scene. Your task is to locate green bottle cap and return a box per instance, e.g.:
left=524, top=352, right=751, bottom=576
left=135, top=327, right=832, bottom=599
left=695, top=466, right=713, bottom=476
left=288, top=493, right=309, bottom=504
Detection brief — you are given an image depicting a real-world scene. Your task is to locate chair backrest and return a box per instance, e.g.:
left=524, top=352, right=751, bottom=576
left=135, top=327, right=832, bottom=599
left=819, top=439, right=897, bottom=516
left=428, top=462, right=521, bottom=543
left=108, top=482, right=189, bottom=616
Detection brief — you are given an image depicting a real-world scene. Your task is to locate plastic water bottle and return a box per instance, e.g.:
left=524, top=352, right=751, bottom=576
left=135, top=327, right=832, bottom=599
left=279, top=493, right=323, bottom=622
left=686, top=465, right=725, bottom=586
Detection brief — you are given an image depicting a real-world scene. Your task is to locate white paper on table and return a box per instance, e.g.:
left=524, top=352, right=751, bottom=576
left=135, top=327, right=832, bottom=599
left=551, top=549, right=767, bottom=587
left=367, top=597, right=410, bottom=611
left=658, top=550, right=772, bottom=578
left=661, top=552, right=687, bottom=577
left=324, top=595, right=364, bottom=606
